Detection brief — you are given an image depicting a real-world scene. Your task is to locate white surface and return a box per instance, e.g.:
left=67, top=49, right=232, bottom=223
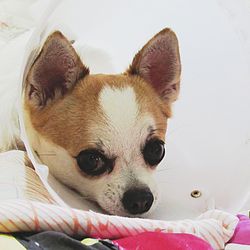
left=0, top=0, right=250, bottom=220
left=225, top=244, right=250, bottom=250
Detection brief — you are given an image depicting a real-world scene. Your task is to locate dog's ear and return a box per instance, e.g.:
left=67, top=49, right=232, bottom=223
left=127, top=28, right=181, bottom=106
left=26, top=31, right=89, bottom=108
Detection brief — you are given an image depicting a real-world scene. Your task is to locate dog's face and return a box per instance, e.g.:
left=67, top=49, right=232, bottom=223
left=23, top=29, right=181, bottom=216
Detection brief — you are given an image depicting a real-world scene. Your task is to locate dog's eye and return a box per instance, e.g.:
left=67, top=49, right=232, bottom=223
left=76, top=149, right=113, bottom=176
left=142, top=139, right=165, bottom=166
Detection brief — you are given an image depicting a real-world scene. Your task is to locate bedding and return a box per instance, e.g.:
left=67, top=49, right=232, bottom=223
left=0, top=231, right=212, bottom=250
left=0, top=232, right=119, bottom=250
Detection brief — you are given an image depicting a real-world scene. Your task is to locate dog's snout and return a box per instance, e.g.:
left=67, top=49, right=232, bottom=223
left=122, top=188, right=154, bottom=214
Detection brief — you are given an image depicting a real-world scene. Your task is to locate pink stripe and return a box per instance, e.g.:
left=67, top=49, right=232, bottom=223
left=108, top=220, right=123, bottom=237
left=199, top=224, right=222, bottom=249
left=94, top=214, right=122, bottom=237
left=37, top=215, right=56, bottom=231
left=0, top=207, right=29, bottom=231
left=7, top=219, right=22, bottom=231
left=71, top=208, right=91, bottom=235
left=71, top=208, right=80, bottom=235
left=45, top=205, right=74, bottom=232
left=207, top=231, right=222, bottom=250
left=29, top=202, right=40, bottom=231
left=205, top=221, right=224, bottom=239
left=121, top=219, right=141, bottom=235
left=1, top=203, right=35, bottom=231
left=30, top=202, right=55, bottom=231
left=138, top=223, right=149, bottom=233
left=86, top=214, right=103, bottom=237
left=38, top=206, right=67, bottom=233
left=116, top=217, right=133, bottom=236
left=199, top=231, right=213, bottom=246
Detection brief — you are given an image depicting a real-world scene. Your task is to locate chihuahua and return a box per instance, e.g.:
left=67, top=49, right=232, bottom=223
left=1, top=28, right=181, bottom=216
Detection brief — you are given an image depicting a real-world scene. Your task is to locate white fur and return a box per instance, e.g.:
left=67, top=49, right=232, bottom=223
left=96, top=86, right=159, bottom=215
left=25, top=112, right=159, bottom=216
left=100, top=86, right=138, bottom=131
left=98, top=86, right=146, bottom=160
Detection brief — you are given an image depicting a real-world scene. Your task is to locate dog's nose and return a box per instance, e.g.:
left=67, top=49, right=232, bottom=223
left=122, top=188, right=154, bottom=214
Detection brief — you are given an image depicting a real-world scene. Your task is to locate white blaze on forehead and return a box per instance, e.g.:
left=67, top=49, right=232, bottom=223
left=98, top=85, right=155, bottom=160
left=99, top=86, right=139, bottom=132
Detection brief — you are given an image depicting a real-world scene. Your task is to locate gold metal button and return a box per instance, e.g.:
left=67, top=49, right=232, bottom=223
left=191, top=190, right=202, bottom=198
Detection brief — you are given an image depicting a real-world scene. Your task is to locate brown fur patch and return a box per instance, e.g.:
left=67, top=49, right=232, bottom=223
left=24, top=74, right=169, bottom=155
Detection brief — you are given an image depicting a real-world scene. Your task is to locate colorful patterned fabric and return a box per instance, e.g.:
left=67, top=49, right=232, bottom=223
left=0, top=199, right=238, bottom=250
left=0, top=232, right=118, bottom=250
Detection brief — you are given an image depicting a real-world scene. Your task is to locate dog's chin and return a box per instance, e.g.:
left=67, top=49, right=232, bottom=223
left=95, top=200, right=157, bottom=218
left=99, top=206, right=142, bottom=218
left=101, top=207, right=155, bottom=218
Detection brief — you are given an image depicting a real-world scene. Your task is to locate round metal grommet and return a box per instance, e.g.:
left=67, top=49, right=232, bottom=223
left=191, top=190, right=202, bottom=198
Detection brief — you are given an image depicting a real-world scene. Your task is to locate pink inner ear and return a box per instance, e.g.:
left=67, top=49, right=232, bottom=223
left=34, top=45, right=76, bottom=96
left=27, top=32, right=89, bottom=107
left=30, top=42, right=78, bottom=105
left=139, top=37, right=177, bottom=96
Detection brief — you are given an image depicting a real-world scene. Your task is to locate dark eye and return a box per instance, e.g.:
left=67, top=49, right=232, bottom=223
left=142, top=139, right=165, bottom=166
left=76, top=149, right=113, bottom=176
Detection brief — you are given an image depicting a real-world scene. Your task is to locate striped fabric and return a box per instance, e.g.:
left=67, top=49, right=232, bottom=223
left=0, top=200, right=238, bottom=250
left=0, top=150, right=55, bottom=204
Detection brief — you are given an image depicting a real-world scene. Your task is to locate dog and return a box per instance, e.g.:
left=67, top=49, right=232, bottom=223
left=0, top=28, right=181, bottom=216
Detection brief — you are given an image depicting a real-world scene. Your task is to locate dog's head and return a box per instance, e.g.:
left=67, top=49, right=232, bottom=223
left=23, top=28, right=181, bottom=216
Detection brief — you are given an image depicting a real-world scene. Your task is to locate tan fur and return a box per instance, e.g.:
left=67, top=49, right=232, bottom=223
left=24, top=74, right=169, bottom=157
